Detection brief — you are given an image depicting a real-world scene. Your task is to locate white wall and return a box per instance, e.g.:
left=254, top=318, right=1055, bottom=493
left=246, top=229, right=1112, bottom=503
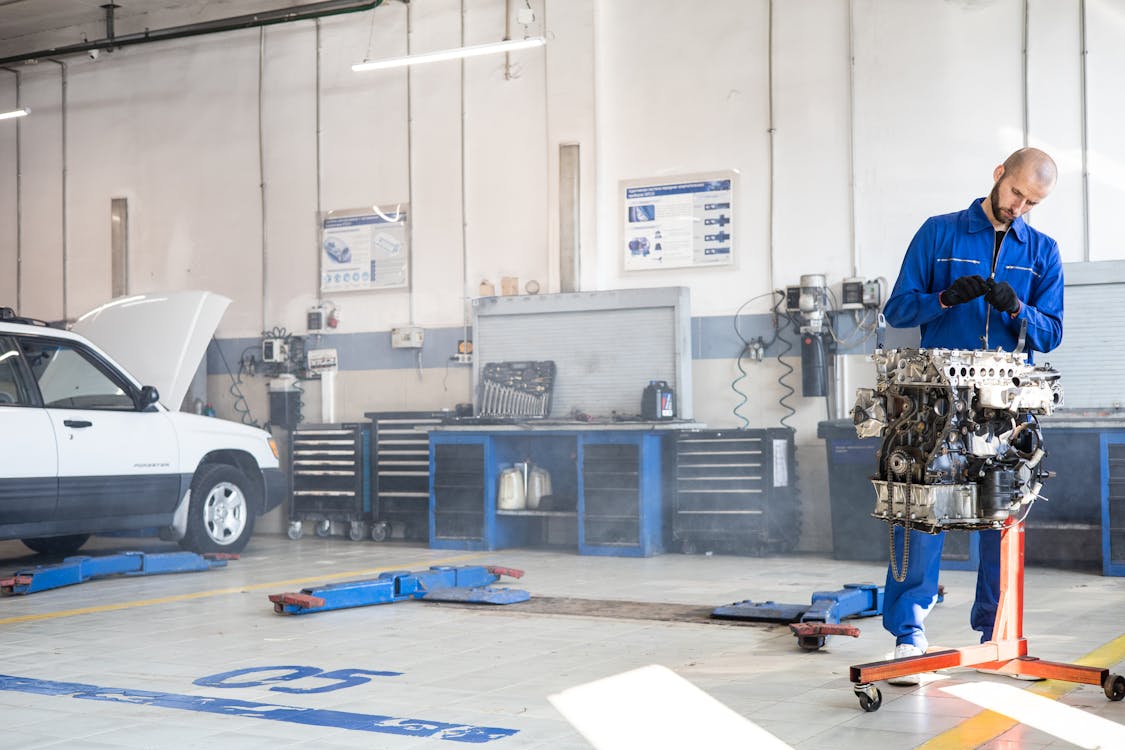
left=2, top=0, right=1122, bottom=550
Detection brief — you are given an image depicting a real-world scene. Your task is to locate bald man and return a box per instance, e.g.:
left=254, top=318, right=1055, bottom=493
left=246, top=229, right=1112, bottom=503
left=878, top=148, right=1064, bottom=683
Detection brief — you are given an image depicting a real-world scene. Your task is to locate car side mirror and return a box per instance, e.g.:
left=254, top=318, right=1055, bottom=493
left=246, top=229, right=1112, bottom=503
left=139, top=385, right=161, bottom=409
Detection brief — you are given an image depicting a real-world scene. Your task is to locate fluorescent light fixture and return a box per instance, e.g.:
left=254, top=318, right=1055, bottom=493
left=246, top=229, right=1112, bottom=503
left=0, top=107, right=30, bottom=121
left=353, top=36, right=545, bottom=73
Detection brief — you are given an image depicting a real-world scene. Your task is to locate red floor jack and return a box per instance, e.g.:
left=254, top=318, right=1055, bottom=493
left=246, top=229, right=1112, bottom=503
left=849, top=520, right=1125, bottom=712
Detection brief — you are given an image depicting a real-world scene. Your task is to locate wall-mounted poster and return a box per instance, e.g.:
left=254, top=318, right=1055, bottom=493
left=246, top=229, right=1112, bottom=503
left=320, top=204, right=410, bottom=292
left=621, top=171, right=736, bottom=271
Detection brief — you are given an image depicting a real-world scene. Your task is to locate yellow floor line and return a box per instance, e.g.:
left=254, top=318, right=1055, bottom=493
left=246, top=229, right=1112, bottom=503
left=918, top=633, right=1125, bottom=750
left=0, top=551, right=487, bottom=625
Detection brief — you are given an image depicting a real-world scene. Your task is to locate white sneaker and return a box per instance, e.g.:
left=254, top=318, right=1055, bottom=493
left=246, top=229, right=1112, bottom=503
left=976, top=668, right=1044, bottom=682
left=887, top=643, right=923, bottom=686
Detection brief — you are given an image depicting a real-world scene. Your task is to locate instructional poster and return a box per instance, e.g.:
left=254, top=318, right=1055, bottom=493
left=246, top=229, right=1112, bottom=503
left=622, top=172, right=735, bottom=271
left=320, top=204, right=410, bottom=292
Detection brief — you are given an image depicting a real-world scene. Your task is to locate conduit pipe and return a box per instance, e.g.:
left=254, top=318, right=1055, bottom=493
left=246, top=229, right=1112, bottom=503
left=49, top=59, right=68, bottom=321
left=2, top=66, right=22, bottom=312
left=0, top=0, right=386, bottom=66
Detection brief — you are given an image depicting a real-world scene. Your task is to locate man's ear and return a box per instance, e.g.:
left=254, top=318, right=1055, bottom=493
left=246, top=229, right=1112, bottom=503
left=993, top=164, right=1005, bottom=183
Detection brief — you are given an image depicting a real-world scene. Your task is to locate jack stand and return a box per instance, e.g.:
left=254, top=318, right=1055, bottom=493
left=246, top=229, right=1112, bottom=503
left=849, top=521, right=1125, bottom=712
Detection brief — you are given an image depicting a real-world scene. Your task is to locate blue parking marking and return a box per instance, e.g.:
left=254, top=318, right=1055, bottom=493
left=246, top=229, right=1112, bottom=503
left=194, top=666, right=402, bottom=694
left=0, top=674, right=518, bottom=743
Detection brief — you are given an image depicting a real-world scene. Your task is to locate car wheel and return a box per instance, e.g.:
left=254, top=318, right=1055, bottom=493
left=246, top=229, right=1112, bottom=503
left=179, top=464, right=256, bottom=554
left=21, top=534, right=90, bottom=556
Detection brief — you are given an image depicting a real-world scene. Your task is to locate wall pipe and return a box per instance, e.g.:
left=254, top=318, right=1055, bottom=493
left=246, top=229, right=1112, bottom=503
left=406, top=0, right=416, bottom=327
left=765, top=0, right=776, bottom=294
left=258, top=28, right=268, bottom=330
left=2, top=66, right=22, bottom=312
left=1022, top=0, right=1029, bottom=147
left=846, top=0, right=860, bottom=280
left=315, top=19, right=323, bottom=294
left=460, top=0, right=471, bottom=358
left=48, top=59, right=68, bottom=320
left=0, top=0, right=386, bottom=67
left=1079, top=0, right=1090, bottom=262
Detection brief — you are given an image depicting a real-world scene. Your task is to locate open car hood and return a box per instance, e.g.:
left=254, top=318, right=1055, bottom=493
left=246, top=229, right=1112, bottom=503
left=71, top=291, right=231, bottom=410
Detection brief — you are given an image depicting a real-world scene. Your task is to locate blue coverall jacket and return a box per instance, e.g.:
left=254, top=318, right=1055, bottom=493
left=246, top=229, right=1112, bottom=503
left=879, top=197, right=1064, bottom=650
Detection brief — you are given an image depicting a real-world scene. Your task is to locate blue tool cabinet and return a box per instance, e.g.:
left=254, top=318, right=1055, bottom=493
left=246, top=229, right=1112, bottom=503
left=428, top=426, right=673, bottom=556
left=1100, top=431, right=1125, bottom=576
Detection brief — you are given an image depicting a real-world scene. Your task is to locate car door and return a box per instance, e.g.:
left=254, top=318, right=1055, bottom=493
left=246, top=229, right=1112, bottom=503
left=19, top=335, right=181, bottom=525
left=0, top=335, right=59, bottom=530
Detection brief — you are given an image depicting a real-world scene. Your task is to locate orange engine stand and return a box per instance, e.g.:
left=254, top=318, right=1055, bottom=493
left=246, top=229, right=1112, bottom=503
left=849, top=520, right=1125, bottom=712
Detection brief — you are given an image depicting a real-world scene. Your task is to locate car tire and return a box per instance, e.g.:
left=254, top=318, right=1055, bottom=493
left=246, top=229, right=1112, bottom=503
left=179, top=464, right=256, bottom=554
left=21, top=534, right=90, bottom=556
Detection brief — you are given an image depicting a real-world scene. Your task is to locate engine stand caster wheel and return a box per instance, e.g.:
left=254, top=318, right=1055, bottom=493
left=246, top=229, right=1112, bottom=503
left=798, top=635, right=826, bottom=651
left=1104, top=673, right=1125, bottom=701
left=348, top=521, right=366, bottom=542
left=370, top=522, right=390, bottom=543
left=854, top=683, right=882, bottom=712
left=315, top=519, right=332, bottom=538
left=286, top=521, right=303, bottom=541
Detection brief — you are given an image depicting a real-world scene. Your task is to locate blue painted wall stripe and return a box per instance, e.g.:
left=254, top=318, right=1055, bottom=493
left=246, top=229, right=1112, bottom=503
left=207, top=313, right=920, bottom=375
left=0, top=674, right=518, bottom=743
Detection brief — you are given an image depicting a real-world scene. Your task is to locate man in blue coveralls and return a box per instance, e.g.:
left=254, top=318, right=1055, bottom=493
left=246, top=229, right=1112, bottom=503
left=880, top=147, right=1064, bottom=684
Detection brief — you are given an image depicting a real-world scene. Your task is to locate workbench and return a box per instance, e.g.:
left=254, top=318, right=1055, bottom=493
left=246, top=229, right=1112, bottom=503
left=428, top=422, right=700, bottom=557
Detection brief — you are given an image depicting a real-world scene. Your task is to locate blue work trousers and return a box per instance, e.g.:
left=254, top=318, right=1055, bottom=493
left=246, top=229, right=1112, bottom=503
left=883, top=527, right=1001, bottom=651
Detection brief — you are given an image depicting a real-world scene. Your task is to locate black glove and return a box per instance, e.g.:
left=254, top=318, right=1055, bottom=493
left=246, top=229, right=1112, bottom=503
left=985, top=280, right=1021, bottom=315
left=939, top=275, right=989, bottom=307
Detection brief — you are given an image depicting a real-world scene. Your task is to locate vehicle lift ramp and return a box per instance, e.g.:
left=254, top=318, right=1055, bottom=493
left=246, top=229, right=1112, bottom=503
left=268, top=565, right=528, bottom=615
left=712, top=583, right=885, bottom=651
left=1, top=551, right=236, bottom=595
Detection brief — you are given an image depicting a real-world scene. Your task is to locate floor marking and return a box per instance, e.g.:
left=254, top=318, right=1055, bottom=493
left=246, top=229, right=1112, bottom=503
left=0, top=674, right=517, bottom=743
left=940, top=681, right=1125, bottom=749
left=0, top=551, right=486, bottom=625
left=917, top=632, right=1125, bottom=749
left=550, top=664, right=794, bottom=749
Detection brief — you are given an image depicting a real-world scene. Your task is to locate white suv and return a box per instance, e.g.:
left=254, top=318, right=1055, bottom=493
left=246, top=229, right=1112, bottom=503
left=0, top=292, right=284, bottom=555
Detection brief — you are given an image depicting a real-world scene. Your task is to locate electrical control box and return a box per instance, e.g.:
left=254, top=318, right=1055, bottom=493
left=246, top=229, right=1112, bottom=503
left=262, top=337, right=288, bottom=363
left=862, top=279, right=882, bottom=308
left=307, top=307, right=326, bottom=332
left=841, top=278, right=864, bottom=310
left=785, top=286, right=801, bottom=313
left=391, top=326, right=424, bottom=349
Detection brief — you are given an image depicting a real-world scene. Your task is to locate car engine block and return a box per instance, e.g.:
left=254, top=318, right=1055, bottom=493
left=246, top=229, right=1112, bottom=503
left=852, top=348, right=1062, bottom=533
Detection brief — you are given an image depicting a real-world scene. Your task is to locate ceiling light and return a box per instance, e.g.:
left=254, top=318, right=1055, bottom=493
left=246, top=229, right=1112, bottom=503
left=0, top=107, right=30, bottom=121
left=353, top=36, right=545, bottom=73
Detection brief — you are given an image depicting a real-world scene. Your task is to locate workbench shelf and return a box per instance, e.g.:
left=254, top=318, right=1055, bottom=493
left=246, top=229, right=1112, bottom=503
left=428, top=427, right=672, bottom=556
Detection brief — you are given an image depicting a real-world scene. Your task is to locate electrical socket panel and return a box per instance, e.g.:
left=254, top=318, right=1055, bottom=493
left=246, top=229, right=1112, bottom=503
left=391, top=326, right=424, bottom=349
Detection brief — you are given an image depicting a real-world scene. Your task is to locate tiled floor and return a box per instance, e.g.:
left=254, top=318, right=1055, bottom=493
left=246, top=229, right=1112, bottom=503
left=1, top=535, right=1122, bottom=749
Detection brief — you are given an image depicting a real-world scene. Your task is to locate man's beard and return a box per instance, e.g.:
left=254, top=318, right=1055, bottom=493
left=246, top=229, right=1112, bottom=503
left=989, top=181, right=1013, bottom=224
